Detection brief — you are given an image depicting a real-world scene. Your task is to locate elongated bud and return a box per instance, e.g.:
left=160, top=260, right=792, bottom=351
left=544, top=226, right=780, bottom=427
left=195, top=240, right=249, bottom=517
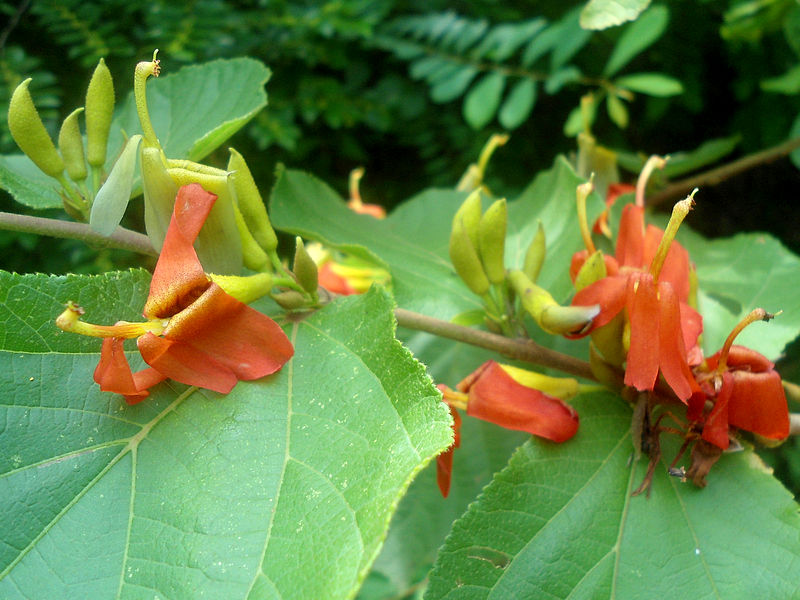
left=141, top=147, right=178, bottom=251
left=293, top=237, right=319, bottom=294
left=455, top=190, right=482, bottom=250
left=90, top=134, right=142, bottom=235
left=167, top=167, right=242, bottom=274
left=8, top=78, right=65, bottom=178
left=134, top=50, right=161, bottom=148
left=509, top=270, right=598, bottom=335
left=522, top=221, right=546, bottom=283
left=274, top=290, right=308, bottom=310
left=228, top=148, right=278, bottom=252
left=58, top=107, right=87, bottom=182
left=233, top=203, right=270, bottom=271
left=498, top=363, right=579, bottom=400
left=478, top=198, right=507, bottom=284
left=450, top=220, right=489, bottom=295
left=208, top=272, right=272, bottom=305
left=85, top=58, right=115, bottom=168
left=573, top=250, right=607, bottom=292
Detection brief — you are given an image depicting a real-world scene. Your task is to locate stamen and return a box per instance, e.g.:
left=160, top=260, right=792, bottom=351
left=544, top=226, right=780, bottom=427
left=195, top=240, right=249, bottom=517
left=635, top=155, right=668, bottom=208
left=649, top=189, right=696, bottom=280
left=134, top=50, right=162, bottom=148
left=439, top=385, right=469, bottom=411
left=716, top=308, right=777, bottom=373
left=56, top=301, right=165, bottom=339
left=349, top=167, right=365, bottom=208
left=576, top=177, right=596, bottom=253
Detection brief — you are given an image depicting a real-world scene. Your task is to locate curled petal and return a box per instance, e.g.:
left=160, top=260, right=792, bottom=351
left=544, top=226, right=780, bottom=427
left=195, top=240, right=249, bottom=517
left=94, top=337, right=166, bottom=404
left=570, top=275, right=628, bottom=335
left=728, top=369, right=790, bottom=441
left=615, top=204, right=645, bottom=268
left=145, top=184, right=216, bottom=319
left=436, top=405, right=462, bottom=498
left=624, top=274, right=660, bottom=392
left=465, top=361, right=579, bottom=443
left=137, top=332, right=239, bottom=393
left=656, top=281, right=699, bottom=402
left=163, top=284, right=294, bottom=381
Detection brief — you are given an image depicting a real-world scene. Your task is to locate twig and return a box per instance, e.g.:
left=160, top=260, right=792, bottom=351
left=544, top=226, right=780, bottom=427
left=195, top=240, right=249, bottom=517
left=791, top=413, right=800, bottom=437
left=648, top=137, right=800, bottom=207
left=0, top=212, right=156, bottom=256
left=394, top=307, right=595, bottom=381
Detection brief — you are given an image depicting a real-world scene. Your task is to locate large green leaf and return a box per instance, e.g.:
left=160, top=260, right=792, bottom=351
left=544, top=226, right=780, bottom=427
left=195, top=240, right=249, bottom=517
left=0, top=272, right=451, bottom=599
left=0, top=57, right=269, bottom=210
left=425, top=391, right=800, bottom=599
left=270, top=158, right=602, bottom=324
left=603, top=5, right=669, bottom=76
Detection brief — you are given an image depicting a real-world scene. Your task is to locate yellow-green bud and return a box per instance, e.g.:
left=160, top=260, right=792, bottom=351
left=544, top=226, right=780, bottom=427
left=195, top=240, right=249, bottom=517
left=208, top=272, right=272, bottom=305
left=293, top=237, right=319, bottom=295
left=509, top=269, right=598, bottom=335
left=8, top=78, right=64, bottom=178
left=590, top=311, right=627, bottom=367
left=449, top=218, right=489, bottom=296
left=478, top=198, right=507, bottom=285
left=274, top=290, right=308, bottom=310
left=58, top=107, right=87, bottom=182
left=522, top=221, right=546, bottom=284
left=233, top=202, right=270, bottom=271
left=455, top=189, right=482, bottom=250
left=573, top=250, right=607, bottom=292
left=228, top=148, right=278, bottom=253
left=85, top=58, right=114, bottom=168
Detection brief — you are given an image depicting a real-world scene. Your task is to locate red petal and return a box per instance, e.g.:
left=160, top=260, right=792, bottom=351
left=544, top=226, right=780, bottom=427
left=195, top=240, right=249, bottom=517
left=163, top=284, right=294, bottom=380
left=137, top=332, right=239, bottom=393
left=702, top=372, right=733, bottom=449
left=680, top=303, right=703, bottom=365
left=615, top=204, right=645, bottom=268
left=319, top=262, right=357, bottom=295
left=94, top=337, right=166, bottom=404
left=145, top=184, right=216, bottom=319
left=570, top=275, right=628, bottom=335
left=624, top=274, right=661, bottom=392
left=465, top=362, right=579, bottom=442
left=728, top=369, right=790, bottom=440
left=656, top=281, right=698, bottom=402
left=436, top=405, right=462, bottom=498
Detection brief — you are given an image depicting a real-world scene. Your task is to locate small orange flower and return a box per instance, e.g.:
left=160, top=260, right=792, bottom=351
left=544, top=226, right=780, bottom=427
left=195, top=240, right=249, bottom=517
left=58, top=184, right=294, bottom=403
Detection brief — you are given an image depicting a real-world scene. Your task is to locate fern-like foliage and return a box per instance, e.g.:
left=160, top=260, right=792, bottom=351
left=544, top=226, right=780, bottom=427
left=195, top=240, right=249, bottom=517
left=373, top=6, right=682, bottom=133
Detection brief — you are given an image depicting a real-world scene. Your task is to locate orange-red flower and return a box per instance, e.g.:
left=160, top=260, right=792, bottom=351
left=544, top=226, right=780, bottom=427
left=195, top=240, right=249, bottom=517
left=60, top=184, right=294, bottom=403
left=435, top=361, right=580, bottom=497
left=689, top=346, right=789, bottom=449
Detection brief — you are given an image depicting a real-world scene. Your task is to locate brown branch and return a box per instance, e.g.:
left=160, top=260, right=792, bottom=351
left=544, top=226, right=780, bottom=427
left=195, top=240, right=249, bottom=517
left=394, top=307, right=595, bottom=381
left=0, top=212, right=156, bottom=256
left=648, top=137, right=800, bottom=207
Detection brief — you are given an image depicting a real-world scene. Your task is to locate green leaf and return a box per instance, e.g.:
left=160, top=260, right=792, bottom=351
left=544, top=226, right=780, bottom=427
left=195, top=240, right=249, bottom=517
left=678, top=228, right=800, bottom=360
left=606, top=92, right=629, bottom=128
left=616, top=72, right=684, bottom=96
left=0, top=272, right=451, bottom=599
left=0, top=57, right=269, bottom=210
left=269, top=158, right=601, bottom=323
left=604, top=5, right=669, bottom=76
left=761, top=64, right=800, bottom=95
left=550, top=9, right=593, bottom=70
left=581, top=0, right=652, bottom=30
left=462, top=71, right=506, bottom=129
left=498, top=79, right=537, bottom=129
left=430, top=66, right=479, bottom=103
left=426, top=392, right=800, bottom=599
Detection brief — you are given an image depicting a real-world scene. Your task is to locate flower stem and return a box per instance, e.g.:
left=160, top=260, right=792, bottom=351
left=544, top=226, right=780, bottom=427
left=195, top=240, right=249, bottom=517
left=0, top=211, right=156, bottom=255
left=394, top=307, right=595, bottom=381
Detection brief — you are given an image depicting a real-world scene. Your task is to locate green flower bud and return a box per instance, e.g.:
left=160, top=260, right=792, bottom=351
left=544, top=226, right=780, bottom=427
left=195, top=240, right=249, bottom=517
left=8, top=78, right=65, bottom=178
left=228, top=148, right=278, bottom=252
left=233, top=202, right=270, bottom=272
left=449, top=217, right=489, bottom=296
left=167, top=167, right=242, bottom=274
left=478, top=198, right=507, bottom=285
left=89, top=134, right=142, bottom=235
left=590, top=311, right=627, bottom=366
left=141, top=146, right=178, bottom=252
left=455, top=189, right=482, bottom=250
left=293, top=237, right=319, bottom=295
left=274, top=290, right=308, bottom=310
left=58, top=107, right=87, bottom=182
left=208, top=272, right=272, bottom=305
left=522, top=221, right=546, bottom=284
left=573, top=250, right=607, bottom=292
left=509, top=269, right=598, bottom=335
left=85, top=58, right=115, bottom=168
